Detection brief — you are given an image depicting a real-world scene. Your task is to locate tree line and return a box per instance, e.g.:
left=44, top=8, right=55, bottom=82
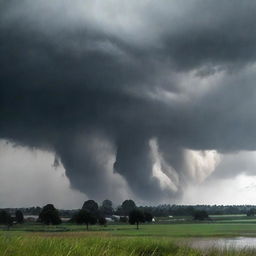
left=3, top=204, right=256, bottom=218
left=2, top=201, right=256, bottom=229
left=0, top=199, right=153, bottom=230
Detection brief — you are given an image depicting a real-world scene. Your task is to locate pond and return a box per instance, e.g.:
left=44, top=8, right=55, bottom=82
left=186, top=237, right=256, bottom=249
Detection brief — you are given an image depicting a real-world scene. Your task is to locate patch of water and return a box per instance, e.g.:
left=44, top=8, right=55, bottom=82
left=187, top=237, right=256, bottom=249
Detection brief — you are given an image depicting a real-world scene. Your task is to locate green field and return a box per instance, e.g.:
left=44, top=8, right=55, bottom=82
left=2, top=217, right=256, bottom=255
left=4, top=222, right=256, bottom=237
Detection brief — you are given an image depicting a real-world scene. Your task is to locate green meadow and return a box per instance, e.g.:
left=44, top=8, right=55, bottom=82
left=2, top=217, right=256, bottom=256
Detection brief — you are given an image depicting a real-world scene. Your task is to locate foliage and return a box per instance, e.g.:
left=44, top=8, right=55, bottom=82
left=7, top=204, right=256, bottom=219
left=144, top=212, right=153, bottom=222
left=73, top=210, right=97, bottom=230
left=15, top=210, right=24, bottom=224
left=119, top=216, right=128, bottom=223
left=98, top=217, right=107, bottom=226
left=82, top=200, right=99, bottom=216
left=100, top=199, right=113, bottom=216
left=193, top=210, right=209, bottom=221
left=38, top=204, right=62, bottom=225
left=121, top=200, right=136, bottom=215
left=247, top=208, right=256, bottom=216
left=129, top=209, right=145, bottom=229
left=0, top=210, right=12, bottom=225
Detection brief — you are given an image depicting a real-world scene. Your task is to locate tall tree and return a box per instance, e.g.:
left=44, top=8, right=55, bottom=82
left=82, top=200, right=99, bottom=216
left=100, top=199, right=113, bottom=216
left=0, top=210, right=12, bottom=226
left=129, top=209, right=145, bottom=230
left=39, top=204, right=62, bottom=225
left=15, top=210, right=24, bottom=224
left=121, top=200, right=136, bottom=215
left=73, top=210, right=97, bottom=230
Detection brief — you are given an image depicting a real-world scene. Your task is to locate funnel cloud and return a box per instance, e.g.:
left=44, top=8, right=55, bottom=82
left=1, top=0, right=256, bottom=203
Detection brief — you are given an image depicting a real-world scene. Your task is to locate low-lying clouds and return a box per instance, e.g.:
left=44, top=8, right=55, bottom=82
left=1, top=0, right=256, bottom=204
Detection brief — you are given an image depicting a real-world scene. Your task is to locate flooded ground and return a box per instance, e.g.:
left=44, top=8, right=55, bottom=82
left=187, top=237, right=256, bottom=249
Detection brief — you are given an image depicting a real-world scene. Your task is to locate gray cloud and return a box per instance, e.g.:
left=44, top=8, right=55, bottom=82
left=1, top=0, right=256, bottom=203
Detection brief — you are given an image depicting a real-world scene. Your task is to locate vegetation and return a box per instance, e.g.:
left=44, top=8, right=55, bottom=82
left=100, top=199, right=114, bottom=216
left=120, top=200, right=136, bottom=215
left=129, top=209, right=145, bottom=229
left=72, top=210, right=97, bottom=230
left=98, top=216, right=107, bottom=226
left=247, top=208, right=256, bottom=216
left=4, top=204, right=256, bottom=219
left=38, top=204, right=62, bottom=225
left=2, top=201, right=256, bottom=255
left=193, top=210, right=209, bottom=221
left=1, top=231, right=256, bottom=256
left=0, top=210, right=12, bottom=226
left=15, top=210, right=24, bottom=224
left=82, top=200, right=99, bottom=216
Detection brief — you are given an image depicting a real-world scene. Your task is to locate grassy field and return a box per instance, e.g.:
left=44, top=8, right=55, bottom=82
left=2, top=216, right=256, bottom=255
left=1, top=230, right=256, bottom=256
left=3, top=222, right=256, bottom=237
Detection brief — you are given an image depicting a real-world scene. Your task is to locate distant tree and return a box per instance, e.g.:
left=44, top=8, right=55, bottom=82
left=193, top=210, right=209, bottom=221
left=73, top=210, right=97, bottom=230
left=185, top=206, right=195, bottom=216
left=0, top=210, right=12, bottom=226
left=98, top=217, right=107, bottom=226
left=121, top=200, right=136, bottom=215
left=39, top=204, right=62, bottom=225
left=115, top=206, right=123, bottom=216
left=144, top=212, right=153, bottom=222
left=100, top=199, right=113, bottom=216
left=129, top=209, right=145, bottom=230
left=119, top=216, right=128, bottom=223
left=247, top=208, right=256, bottom=216
left=15, top=210, right=24, bottom=224
left=82, top=200, right=99, bottom=216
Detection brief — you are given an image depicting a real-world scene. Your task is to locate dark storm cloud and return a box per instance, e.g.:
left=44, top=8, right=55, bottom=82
left=1, top=0, right=256, bottom=202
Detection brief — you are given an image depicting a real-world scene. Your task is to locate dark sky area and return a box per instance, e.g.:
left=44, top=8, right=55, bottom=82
left=1, top=0, right=256, bottom=207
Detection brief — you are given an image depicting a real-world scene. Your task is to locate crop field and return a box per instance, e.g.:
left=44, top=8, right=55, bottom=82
left=2, top=216, right=256, bottom=255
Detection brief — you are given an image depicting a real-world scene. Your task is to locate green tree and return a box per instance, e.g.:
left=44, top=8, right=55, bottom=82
left=129, top=209, right=145, bottom=230
left=100, top=199, right=113, bottom=216
left=144, top=212, right=153, bottom=222
left=15, top=210, right=24, bottom=224
left=98, top=216, right=107, bottom=226
left=0, top=210, right=12, bottom=226
left=193, top=210, right=209, bottom=221
left=247, top=208, right=256, bottom=216
left=73, top=210, right=97, bottom=230
left=82, top=200, right=99, bottom=216
left=39, top=204, right=62, bottom=225
left=121, top=200, right=136, bottom=215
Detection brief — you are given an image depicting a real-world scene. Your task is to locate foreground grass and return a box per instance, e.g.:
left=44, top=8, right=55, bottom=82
left=2, top=222, right=256, bottom=256
left=1, top=232, right=256, bottom=256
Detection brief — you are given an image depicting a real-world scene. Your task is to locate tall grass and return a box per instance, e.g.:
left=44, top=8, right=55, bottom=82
left=1, top=233, right=256, bottom=256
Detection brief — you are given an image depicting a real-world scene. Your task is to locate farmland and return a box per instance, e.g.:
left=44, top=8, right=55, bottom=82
left=2, top=215, right=256, bottom=255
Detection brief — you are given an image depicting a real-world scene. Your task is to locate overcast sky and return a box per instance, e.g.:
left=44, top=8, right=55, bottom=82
left=1, top=0, right=256, bottom=208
